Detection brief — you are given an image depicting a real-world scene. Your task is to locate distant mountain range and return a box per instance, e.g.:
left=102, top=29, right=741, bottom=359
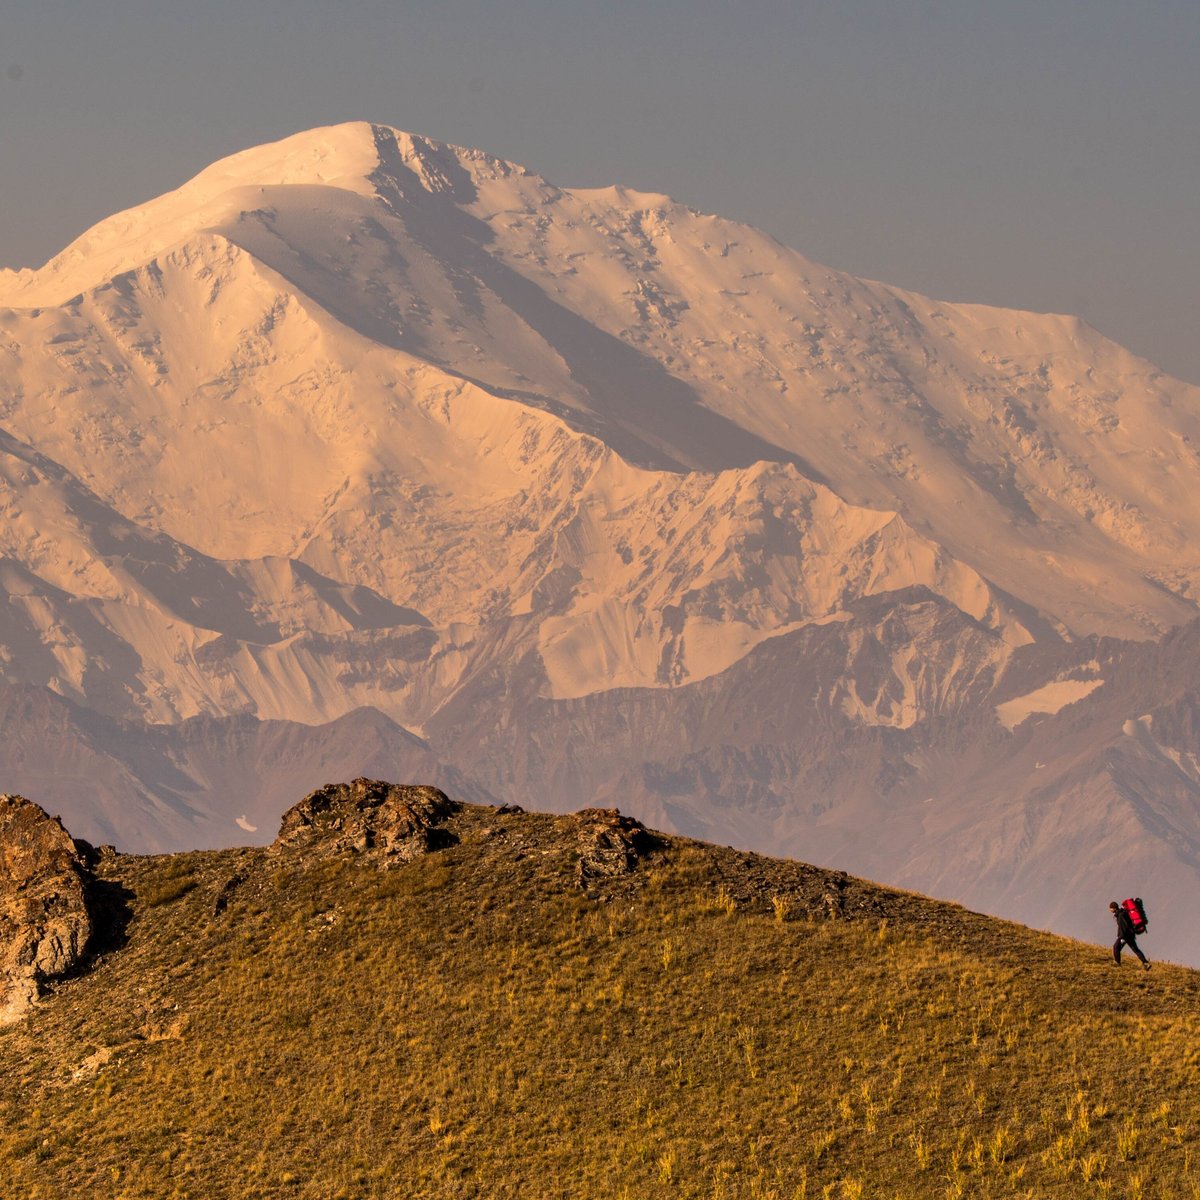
left=3, top=122, right=1200, bottom=961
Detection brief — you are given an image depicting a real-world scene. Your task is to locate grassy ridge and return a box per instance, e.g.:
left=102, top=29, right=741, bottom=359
left=2, top=804, right=1199, bottom=1199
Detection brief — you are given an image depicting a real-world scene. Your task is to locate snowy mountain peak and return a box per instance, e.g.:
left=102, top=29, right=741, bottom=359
left=186, top=120, right=388, bottom=194
left=0, top=124, right=537, bottom=309
left=3, top=122, right=1200, bottom=644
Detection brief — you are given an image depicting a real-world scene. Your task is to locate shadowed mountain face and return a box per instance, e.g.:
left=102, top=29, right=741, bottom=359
left=2, top=123, right=1200, bottom=958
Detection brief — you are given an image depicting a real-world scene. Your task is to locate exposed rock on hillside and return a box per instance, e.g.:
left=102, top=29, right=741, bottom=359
left=574, top=807, right=656, bottom=890
left=273, top=778, right=459, bottom=863
left=0, top=794, right=94, bottom=1024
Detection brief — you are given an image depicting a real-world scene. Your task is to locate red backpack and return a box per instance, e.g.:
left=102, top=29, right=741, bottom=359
left=1122, top=897, right=1148, bottom=935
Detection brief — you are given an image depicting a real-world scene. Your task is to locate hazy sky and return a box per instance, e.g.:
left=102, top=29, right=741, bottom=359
left=3, top=1, right=1198, bottom=382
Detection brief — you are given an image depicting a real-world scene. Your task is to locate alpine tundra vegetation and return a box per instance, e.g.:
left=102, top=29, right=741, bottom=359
left=1, top=784, right=1198, bottom=1198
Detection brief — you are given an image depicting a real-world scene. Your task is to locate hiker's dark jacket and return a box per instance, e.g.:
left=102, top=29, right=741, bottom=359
left=1114, top=907, right=1138, bottom=942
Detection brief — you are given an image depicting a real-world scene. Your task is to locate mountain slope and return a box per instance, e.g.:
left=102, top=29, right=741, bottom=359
left=0, top=230, right=1031, bottom=723
left=2, top=791, right=1198, bottom=1199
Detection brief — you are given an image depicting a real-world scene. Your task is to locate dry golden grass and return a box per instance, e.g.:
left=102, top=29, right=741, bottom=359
left=2, top=804, right=1199, bottom=1199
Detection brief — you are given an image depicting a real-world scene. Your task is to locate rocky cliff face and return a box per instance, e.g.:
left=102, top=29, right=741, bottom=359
left=0, top=794, right=94, bottom=1024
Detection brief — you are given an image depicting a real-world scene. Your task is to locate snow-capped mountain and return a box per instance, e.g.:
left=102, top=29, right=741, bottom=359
left=4, top=122, right=1200, bottom=960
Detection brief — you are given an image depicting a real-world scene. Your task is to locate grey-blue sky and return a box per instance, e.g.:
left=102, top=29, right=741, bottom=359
left=3, top=1, right=1197, bottom=382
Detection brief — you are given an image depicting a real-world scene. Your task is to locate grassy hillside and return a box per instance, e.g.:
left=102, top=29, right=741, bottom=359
left=2, top=800, right=1199, bottom=1199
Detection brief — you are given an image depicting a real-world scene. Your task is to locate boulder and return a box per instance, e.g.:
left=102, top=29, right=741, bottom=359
left=0, top=794, right=94, bottom=1024
left=274, top=779, right=458, bottom=863
left=574, top=808, right=655, bottom=889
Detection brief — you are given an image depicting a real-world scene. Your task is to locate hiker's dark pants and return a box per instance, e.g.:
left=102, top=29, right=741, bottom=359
left=1114, top=935, right=1148, bottom=965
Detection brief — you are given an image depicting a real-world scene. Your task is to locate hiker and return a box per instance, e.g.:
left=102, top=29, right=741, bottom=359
left=1109, top=900, right=1150, bottom=970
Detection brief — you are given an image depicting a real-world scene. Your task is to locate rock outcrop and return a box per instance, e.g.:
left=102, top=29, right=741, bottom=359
left=574, top=808, right=656, bottom=890
left=0, top=794, right=94, bottom=1024
left=273, top=778, right=458, bottom=863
